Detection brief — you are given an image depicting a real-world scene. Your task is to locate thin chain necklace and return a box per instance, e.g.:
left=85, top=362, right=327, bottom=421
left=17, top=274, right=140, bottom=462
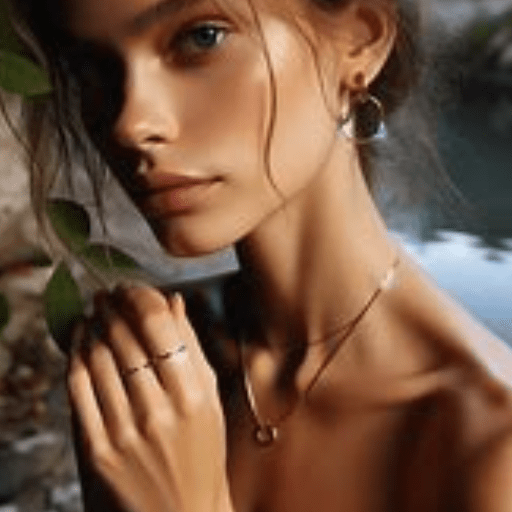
left=240, top=256, right=400, bottom=447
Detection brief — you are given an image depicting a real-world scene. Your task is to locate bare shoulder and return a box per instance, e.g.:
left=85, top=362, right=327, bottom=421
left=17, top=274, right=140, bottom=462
left=399, top=254, right=512, bottom=390
left=461, top=320, right=512, bottom=392
left=448, top=323, right=512, bottom=511
left=467, top=431, right=512, bottom=512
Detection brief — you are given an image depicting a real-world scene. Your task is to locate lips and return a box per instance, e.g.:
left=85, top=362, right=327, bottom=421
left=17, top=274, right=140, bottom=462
left=133, top=172, right=222, bottom=215
left=136, top=172, right=217, bottom=192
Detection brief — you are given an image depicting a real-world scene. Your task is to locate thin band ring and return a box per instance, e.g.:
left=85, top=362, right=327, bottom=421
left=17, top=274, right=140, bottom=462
left=121, top=344, right=187, bottom=378
left=151, top=343, right=187, bottom=363
left=122, top=360, right=152, bottom=378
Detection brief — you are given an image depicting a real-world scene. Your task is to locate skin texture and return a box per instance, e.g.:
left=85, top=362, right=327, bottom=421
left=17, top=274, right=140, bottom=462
left=63, top=0, right=512, bottom=511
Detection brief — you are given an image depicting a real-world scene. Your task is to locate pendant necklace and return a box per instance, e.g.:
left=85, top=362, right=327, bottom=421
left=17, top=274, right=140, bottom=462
left=240, top=256, right=400, bottom=447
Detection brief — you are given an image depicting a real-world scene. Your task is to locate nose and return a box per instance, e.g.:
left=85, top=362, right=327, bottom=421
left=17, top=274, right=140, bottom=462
left=113, top=56, right=180, bottom=155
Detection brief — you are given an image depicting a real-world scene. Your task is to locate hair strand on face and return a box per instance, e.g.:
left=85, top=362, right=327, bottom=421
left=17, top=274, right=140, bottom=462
left=4, top=0, right=470, bottom=242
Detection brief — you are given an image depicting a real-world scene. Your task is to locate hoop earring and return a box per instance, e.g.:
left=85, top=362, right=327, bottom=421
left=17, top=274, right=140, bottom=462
left=336, top=92, right=387, bottom=144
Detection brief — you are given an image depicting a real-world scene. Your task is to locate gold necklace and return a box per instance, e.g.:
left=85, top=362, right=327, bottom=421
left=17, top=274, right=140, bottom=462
left=240, top=256, right=400, bottom=447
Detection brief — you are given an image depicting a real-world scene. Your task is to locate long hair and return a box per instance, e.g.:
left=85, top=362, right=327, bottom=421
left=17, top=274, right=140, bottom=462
left=0, top=0, right=467, bottom=376
left=4, top=0, right=463, bottom=230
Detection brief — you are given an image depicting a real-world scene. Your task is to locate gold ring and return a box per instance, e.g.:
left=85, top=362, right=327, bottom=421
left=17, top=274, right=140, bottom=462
left=122, top=360, right=152, bottom=378
left=151, top=343, right=187, bottom=363
left=121, top=344, right=187, bottom=378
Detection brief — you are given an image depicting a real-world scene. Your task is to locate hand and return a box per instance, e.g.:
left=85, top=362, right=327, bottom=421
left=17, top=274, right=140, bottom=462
left=67, top=286, right=234, bottom=512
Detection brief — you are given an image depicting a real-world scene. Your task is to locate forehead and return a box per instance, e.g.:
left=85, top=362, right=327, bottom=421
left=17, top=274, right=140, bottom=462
left=66, top=0, right=205, bottom=40
left=65, top=0, right=299, bottom=41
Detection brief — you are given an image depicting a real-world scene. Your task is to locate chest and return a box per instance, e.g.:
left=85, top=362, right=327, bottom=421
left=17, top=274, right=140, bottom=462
left=227, top=405, right=402, bottom=512
left=226, top=395, right=462, bottom=512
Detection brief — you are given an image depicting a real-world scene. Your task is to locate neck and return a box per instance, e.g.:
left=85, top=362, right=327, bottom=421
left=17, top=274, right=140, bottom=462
left=235, top=140, right=397, bottom=353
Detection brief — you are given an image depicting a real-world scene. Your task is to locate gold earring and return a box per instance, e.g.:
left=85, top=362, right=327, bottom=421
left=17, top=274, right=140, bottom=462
left=336, top=89, right=386, bottom=144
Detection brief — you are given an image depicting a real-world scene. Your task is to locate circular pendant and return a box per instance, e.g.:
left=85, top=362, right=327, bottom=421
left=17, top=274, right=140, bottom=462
left=254, top=424, right=279, bottom=447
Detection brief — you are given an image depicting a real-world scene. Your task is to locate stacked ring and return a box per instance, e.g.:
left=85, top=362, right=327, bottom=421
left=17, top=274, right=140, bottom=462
left=122, top=343, right=187, bottom=379
left=152, top=343, right=187, bottom=362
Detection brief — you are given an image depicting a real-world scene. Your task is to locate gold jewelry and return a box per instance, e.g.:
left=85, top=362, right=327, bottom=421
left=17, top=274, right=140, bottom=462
left=152, top=343, right=187, bottom=362
left=240, top=257, right=400, bottom=447
left=122, top=360, right=152, bottom=378
left=337, top=92, right=386, bottom=144
left=122, top=343, right=187, bottom=378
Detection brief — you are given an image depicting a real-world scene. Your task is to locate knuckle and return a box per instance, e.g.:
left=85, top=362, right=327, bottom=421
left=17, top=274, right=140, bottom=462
left=127, top=286, right=167, bottom=311
left=90, top=441, right=118, bottom=473
left=140, top=307, right=172, bottom=335
left=111, top=425, right=141, bottom=454
left=181, top=387, right=210, bottom=418
left=104, top=314, right=126, bottom=340
left=140, top=410, right=174, bottom=440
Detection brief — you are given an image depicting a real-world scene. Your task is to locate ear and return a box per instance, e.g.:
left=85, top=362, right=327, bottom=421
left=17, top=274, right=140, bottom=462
left=333, top=0, right=398, bottom=91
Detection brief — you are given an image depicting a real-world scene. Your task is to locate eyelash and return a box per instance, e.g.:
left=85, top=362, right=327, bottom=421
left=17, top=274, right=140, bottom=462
left=171, top=21, right=230, bottom=61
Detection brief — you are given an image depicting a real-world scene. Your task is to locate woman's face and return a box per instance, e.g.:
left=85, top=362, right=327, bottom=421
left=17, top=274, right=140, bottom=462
left=66, top=0, right=353, bottom=256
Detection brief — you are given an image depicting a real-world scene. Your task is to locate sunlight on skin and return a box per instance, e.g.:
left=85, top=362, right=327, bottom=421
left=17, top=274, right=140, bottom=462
left=30, top=0, right=512, bottom=510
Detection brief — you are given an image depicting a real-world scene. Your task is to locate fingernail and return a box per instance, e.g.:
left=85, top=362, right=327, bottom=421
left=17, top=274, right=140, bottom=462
left=173, top=292, right=184, bottom=313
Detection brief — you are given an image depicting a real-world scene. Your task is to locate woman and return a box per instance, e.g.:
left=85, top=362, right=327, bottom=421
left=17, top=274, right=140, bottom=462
left=6, top=0, right=512, bottom=510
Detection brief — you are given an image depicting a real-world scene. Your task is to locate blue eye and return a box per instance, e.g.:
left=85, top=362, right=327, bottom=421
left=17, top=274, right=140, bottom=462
left=175, top=23, right=228, bottom=55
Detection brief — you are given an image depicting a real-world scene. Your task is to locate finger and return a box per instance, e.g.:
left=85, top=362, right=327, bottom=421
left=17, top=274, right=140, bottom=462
left=110, top=286, right=204, bottom=413
left=94, top=294, right=171, bottom=416
left=85, top=330, right=139, bottom=440
left=67, top=350, right=112, bottom=460
left=169, top=292, right=218, bottom=387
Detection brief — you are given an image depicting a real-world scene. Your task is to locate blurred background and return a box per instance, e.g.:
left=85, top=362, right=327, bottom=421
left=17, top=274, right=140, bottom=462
left=0, top=0, right=511, bottom=510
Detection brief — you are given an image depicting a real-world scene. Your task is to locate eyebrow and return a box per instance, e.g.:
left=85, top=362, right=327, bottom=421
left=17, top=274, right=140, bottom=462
left=126, top=0, right=204, bottom=35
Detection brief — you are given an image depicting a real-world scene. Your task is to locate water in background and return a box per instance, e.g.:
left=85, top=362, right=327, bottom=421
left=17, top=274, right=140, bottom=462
left=427, top=0, right=512, bottom=345
left=396, top=231, right=512, bottom=345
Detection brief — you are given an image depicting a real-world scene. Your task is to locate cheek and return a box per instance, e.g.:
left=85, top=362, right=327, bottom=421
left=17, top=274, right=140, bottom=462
left=254, top=20, right=337, bottom=196
left=179, top=41, right=271, bottom=177
left=146, top=23, right=336, bottom=256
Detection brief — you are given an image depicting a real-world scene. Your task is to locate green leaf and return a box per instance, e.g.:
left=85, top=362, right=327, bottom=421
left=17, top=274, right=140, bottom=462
left=79, top=244, right=140, bottom=272
left=47, top=199, right=91, bottom=252
left=44, top=262, right=84, bottom=354
left=0, top=50, right=52, bottom=96
left=0, top=293, right=10, bottom=334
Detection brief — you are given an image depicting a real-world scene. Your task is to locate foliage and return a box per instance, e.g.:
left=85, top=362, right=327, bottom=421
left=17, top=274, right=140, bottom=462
left=46, top=200, right=91, bottom=253
left=43, top=199, right=142, bottom=352
left=0, top=0, right=52, bottom=97
left=0, top=4, right=138, bottom=351
left=80, top=244, right=140, bottom=272
left=43, top=262, right=84, bottom=354
left=0, top=50, right=52, bottom=96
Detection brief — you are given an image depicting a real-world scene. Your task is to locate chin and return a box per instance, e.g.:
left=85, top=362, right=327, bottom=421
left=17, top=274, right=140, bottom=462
left=149, top=218, right=237, bottom=258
